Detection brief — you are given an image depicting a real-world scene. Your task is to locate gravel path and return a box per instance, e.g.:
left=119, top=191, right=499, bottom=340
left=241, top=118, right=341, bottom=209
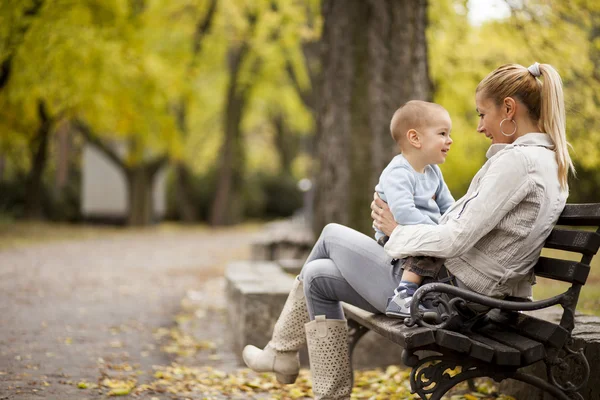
left=0, top=226, right=258, bottom=399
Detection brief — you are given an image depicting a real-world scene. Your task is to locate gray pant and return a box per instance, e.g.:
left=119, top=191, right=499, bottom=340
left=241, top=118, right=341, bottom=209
left=300, top=223, right=403, bottom=320
left=300, top=223, right=473, bottom=320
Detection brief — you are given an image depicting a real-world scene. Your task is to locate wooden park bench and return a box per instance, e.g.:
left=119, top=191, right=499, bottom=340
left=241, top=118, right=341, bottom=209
left=343, top=203, right=600, bottom=400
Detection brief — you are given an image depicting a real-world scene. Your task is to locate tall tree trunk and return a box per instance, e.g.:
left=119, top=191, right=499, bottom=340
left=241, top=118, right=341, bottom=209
left=125, top=154, right=167, bottom=226
left=54, top=122, right=70, bottom=196
left=127, top=166, right=154, bottom=226
left=175, top=163, right=198, bottom=222
left=25, top=100, right=52, bottom=220
left=313, top=0, right=432, bottom=236
left=173, top=102, right=198, bottom=223
left=209, top=47, right=249, bottom=226
left=172, top=0, right=218, bottom=223
left=0, top=154, right=4, bottom=182
left=273, top=114, right=296, bottom=176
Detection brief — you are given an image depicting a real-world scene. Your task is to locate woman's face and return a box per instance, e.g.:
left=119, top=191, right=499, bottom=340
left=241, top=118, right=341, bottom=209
left=475, top=92, right=514, bottom=144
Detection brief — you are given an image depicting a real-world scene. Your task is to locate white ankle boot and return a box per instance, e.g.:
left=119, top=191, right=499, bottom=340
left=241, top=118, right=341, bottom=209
left=242, top=276, right=309, bottom=384
left=242, top=343, right=300, bottom=384
left=305, top=316, right=353, bottom=400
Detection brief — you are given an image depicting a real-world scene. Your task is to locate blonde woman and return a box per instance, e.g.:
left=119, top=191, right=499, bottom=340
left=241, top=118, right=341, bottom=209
left=243, top=62, right=574, bottom=400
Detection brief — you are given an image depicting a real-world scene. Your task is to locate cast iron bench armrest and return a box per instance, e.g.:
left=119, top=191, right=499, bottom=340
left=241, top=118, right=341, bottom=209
left=405, top=282, right=568, bottom=329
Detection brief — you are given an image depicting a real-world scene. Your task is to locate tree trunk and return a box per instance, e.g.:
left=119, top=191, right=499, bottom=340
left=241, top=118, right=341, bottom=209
left=0, top=154, right=4, bottom=182
left=174, top=163, right=198, bottom=222
left=54, top=122, right=70, bottom=196
left=170, top=0, right=218, bottom=223
left=172, top=101, right=198, bottom=223
left=25, top=100, right=52, bottom=220
left=313, top=0, right=432, bottom=236
left=127, top=166, right=154, bottom=226
left=209, top=46, right=249, bottom=226
left=273, top=114, right=297, bottom=176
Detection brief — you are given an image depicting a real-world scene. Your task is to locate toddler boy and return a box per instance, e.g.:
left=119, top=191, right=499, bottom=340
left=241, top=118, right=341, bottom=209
left=374, top=100, right=454, bottom=318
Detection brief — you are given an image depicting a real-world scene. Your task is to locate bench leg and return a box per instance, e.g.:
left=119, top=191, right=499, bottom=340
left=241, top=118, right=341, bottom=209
left=541, top=341, right=590, bottom=400
left=409, top=354, right=511, bottom=400
left=346, top=319, right=369, bottom=356
left=408, top=352, right=585, bottom=400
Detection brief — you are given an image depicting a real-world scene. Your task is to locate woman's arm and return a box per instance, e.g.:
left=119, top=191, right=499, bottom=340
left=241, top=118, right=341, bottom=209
left=384, top=150, right=532, bottom=259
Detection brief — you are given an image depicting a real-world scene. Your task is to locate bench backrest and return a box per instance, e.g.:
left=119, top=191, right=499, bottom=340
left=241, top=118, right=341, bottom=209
left=535, top=203, right=600, bottom=332
left=536, top=203, right=600, bottom=284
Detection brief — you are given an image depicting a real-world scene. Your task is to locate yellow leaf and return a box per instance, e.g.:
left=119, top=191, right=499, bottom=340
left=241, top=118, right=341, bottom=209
left=108, top=387, right=131, bottom=396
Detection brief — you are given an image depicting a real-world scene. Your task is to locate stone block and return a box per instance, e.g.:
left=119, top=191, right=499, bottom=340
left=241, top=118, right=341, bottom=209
left=226, top=261, right=295, bottom=358
left=499, top=308, right=600, bottom=400
left=276, top=259, right=304, bottom=276
left=250, top=221, right=314, bottom=262
left=226, top=261, right=405, bottom=369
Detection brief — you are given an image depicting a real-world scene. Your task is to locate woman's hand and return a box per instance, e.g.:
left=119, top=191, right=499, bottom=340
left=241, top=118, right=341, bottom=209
left=371, top=193, right=399, bottom=237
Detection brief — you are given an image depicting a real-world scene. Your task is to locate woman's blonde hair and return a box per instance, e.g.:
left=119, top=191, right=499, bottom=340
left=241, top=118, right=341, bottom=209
left=476, top=63, right=575, bottom=190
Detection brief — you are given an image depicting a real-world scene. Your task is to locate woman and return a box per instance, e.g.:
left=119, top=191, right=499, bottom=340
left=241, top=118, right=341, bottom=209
left=242, top=62, right=574, bottom=400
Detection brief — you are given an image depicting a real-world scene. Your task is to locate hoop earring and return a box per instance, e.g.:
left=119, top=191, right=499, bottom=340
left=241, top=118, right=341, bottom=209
left=500, top=118, right=517, bottom=137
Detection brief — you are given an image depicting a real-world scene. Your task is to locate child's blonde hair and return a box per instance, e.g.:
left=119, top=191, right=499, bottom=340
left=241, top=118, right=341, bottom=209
left=390, top=100, right=447, bottom=148
left=476, top=63, right=574, bottom=190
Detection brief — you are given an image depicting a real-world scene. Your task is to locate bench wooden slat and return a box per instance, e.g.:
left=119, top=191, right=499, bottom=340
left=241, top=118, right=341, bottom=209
left=486, top=310, right=569, bottom=349
left=467, top=332, right=521, bottom=366
left=436, top=330, right=471, bottom=353
left=476, top=324, right=545, bottom=365
left=534, top=257, right=590, bottom=284
left=544, top=229, right=600, bottom=256
left=557, top=203, right=600, bottom=226
left=342, top=303, right=435, bottom=349
left=436, top=330, right=495, bottom=363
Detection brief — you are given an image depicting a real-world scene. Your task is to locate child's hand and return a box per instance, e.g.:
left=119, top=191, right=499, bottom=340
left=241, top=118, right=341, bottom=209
left=371, top=193, right=398, bottom=237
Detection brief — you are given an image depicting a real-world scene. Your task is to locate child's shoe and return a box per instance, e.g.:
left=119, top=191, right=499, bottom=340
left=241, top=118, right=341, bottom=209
left=385, top=287, right=439, bottom=322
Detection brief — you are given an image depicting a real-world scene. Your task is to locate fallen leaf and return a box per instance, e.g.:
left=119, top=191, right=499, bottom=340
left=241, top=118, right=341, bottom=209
left=108, top=387, right=132, bottom=396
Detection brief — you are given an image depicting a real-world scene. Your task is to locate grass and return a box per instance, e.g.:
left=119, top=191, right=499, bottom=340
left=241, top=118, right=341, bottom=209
left=533, top=248, right=600, bottom=316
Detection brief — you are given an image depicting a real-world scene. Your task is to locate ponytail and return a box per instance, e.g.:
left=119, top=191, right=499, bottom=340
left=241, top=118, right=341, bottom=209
left=538, top=64, right=575, bottom=191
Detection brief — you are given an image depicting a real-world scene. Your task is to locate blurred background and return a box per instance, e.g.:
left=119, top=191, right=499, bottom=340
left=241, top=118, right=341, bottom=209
left=1, top=0, right=599, bottom=235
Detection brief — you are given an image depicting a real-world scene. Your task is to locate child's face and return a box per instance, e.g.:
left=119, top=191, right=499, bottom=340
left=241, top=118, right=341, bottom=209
left=417, top=110, right=453, bottom=165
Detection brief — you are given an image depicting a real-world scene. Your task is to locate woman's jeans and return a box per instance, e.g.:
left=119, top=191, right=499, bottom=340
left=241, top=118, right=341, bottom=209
left=299, top=223, right=473, bottom=320
left=299, top=223, right=403, bottom=320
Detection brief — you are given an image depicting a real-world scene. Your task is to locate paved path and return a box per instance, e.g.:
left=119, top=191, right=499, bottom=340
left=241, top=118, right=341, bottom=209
left=0, top=226, right=258, bottom=399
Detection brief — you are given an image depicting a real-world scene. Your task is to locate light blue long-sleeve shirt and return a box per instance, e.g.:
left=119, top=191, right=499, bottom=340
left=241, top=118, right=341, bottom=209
left=374, top=154, right=454, bottom=240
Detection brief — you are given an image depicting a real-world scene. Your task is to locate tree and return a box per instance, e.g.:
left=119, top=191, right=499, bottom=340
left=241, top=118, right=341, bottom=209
left=209, top=0, right=319, bottom=226
left=68, top=0, right=213, bottom=226
left=313, top=0, right=432, bottom=235
left=0, top=0, right=222, bottom=225
left=171, top=0, right=217, bottom=223
left=0, top=0, right=57, bottom=219
left=208, top=10, right=257, bottom=226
